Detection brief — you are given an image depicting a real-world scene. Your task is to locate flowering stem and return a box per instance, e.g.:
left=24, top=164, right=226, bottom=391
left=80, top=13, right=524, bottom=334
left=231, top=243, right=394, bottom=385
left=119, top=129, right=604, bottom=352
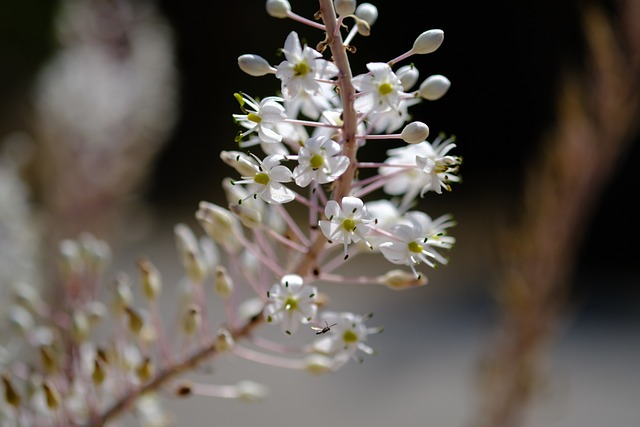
left=85, top=314, right=264, bottom=427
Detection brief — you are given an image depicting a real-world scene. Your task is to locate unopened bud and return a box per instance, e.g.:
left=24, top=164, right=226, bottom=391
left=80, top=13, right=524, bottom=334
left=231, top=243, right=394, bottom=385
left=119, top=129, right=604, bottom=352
left=304, top=355, right=335, bottom=374
left=136, top=357, right=154, bottom=382
left=380, top=269, right=428, bottom=290
left=112, top=273, right=133, bottom=314
left=79, top=233, right=111, bottom=274
left=7, top=305, right=35, bottom=334
left=2, top=373, right=21, bottom=407
left=396, top=64, right=420, bottom=91
left=266, top=0, right=290, bottom=18
left=235, top=380, right=269, bottom=402
left=216, top=328, right=235, bottom=352
left=42, top=380, right=61, bottom=409
left=196, top=202, right=243, bottom=254
left=401, top=121, right=430, bottom=144
left=220, top=151, right=258, bottom=177
left=418, top=74, right=451, bottom=101
left=334, top=0, right=356, bottom=16
left=182, top=305, right=201, bottom=336
left=92, top=358, right=106, bottom=385
left=412, top=29, right=444, bottom=54
left=355, top=3, right=378, bottom=26
left=71, top=310, right=90, bottom=343
left=40, top=345, right=59, bottom=375
left=125, top=307, right=145, bottom=335
left=238, top=54, right=275, bottom=76
left=175, top=224, right=207, bottom=283
left=214, top=265, right=234, bottom=299
left=58, top=238, right=83, bottom=280
left=137, top=257, right=162, bottom=301
left=353, top=17, right=371, bottom=36
left=229, top=203, right=262, bottom=229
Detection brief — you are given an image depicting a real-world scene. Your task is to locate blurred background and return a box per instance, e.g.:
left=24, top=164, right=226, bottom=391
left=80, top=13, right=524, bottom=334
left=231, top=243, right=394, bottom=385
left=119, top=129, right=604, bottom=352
left=0, top=0, right=638, bottom=426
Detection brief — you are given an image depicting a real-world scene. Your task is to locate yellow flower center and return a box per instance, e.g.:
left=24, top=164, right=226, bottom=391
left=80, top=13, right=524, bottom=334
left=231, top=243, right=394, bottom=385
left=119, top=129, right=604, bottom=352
left=378, top=82, right=393, bottom=96
left=408, top=241, right=423, bottom=253
left=342, top=218, right=356, bottom=232
left=309, top=154, right=324, bottom=170
left=284, top=297, right=298, bottom=311
left=294, top=61, right=311, bottom=76
left=254, top=173, right=270, bottom=185
left=342, top=329, right=358, bottom=343
left=247, top=113, right=262, bottom=123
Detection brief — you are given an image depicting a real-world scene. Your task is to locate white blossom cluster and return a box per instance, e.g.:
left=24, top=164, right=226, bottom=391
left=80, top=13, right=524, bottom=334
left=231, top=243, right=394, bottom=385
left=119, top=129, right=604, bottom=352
left=201, top=0, right=461, bottom=368
left=0, top=0, right=461, bottom=425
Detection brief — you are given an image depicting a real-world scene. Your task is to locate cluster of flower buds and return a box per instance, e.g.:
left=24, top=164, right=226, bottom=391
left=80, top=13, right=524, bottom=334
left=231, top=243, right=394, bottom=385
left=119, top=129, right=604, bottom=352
left=0, top=0, right=461, bottom=424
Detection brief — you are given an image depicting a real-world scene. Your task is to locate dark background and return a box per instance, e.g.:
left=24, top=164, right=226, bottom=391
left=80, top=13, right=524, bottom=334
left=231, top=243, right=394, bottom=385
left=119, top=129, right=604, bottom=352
left=0, top=0, right=638, bottom=312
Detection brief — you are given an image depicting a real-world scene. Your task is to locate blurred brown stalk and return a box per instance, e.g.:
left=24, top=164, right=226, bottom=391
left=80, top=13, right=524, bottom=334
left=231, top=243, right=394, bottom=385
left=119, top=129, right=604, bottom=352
left=475, top=2, right=640, bottom=427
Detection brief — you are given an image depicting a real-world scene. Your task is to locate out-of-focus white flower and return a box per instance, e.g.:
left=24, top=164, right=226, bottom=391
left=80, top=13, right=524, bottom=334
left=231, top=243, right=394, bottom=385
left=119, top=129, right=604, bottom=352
left=264, top=274, right=318, bottom=335
left=312, top=312, right=381, bottom=365
left=379, top=211, right=455, bottom=277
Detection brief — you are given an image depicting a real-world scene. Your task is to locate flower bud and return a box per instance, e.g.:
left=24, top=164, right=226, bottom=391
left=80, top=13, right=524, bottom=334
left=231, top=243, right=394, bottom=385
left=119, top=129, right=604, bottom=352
left=112, top=273, right=133, bottom=314
left=304, top=355, right=335, bottom=374
left=42, top=379, right=61, bottom=410
left=380, top=269, right=428, bottom=290
left=58, top=238, right=83, bottom=280
left=229, top=203, right=263, bottom=229
left=396, top=64, right=420, bottom=91
left=181, top=304, right=201, bottom=336
left=7, top=305, right=35, bottom=334
left=136, top=357, right=154, bottom=382
left=235, top=380, right=269, bottom=402
left=2, top=373, right=20, bottom=407
left=401, top=121, right=430, bottom=144
left=125, top=307, right=145, bottom=335
left=412, top=29, right=444, bottom=54
left=216, top=328, right=235, bottom=352
left=137, top=257, right=162, bottom=301
left=71, top=310, right=90, bottom=342
left=238, top=54, right=275, bottom=76
left=175, top=224, right=208, bottom=283
left=12, top=282, right=42, bottom=312
left=355, top=3, right=378, bottom=26
left=266, top=0, right=290, bottom=18
left=418, top=74, right=451, bottom=101
left=334, top=0, right=356, bottom=16
left=92, top=358, right=106, bottom=385
left=196, top=202, right=243, bottom=254
left=213, top=265, right=234, bottom=299
left=79, top=233, right=111, bottom=274
left=353, top=17, right=371, bottom=37
left=220, top=150, right=258, bottom=177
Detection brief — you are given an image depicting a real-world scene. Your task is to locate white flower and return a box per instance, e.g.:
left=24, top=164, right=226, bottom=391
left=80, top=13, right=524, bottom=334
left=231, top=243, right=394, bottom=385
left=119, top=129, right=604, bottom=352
left=319, top=196, right=374, bottom=259
left=232, top=154, right=295, bottom=204
left=379, top=211, right=455, bottom=277
left=352, top=62, right=404, bottom=115
left=414, top=134, right=461, bottom=194
left=264, top=274, right=318, bottom=335
left=312, top=312, right=381, bottom=365
left=293, top=135, right=349, bottom=187
left=276, top=31, right=338, bottom=99
left=233, top=92, right=287, bottom=144
left=379, top=134, right=461, bottom=207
